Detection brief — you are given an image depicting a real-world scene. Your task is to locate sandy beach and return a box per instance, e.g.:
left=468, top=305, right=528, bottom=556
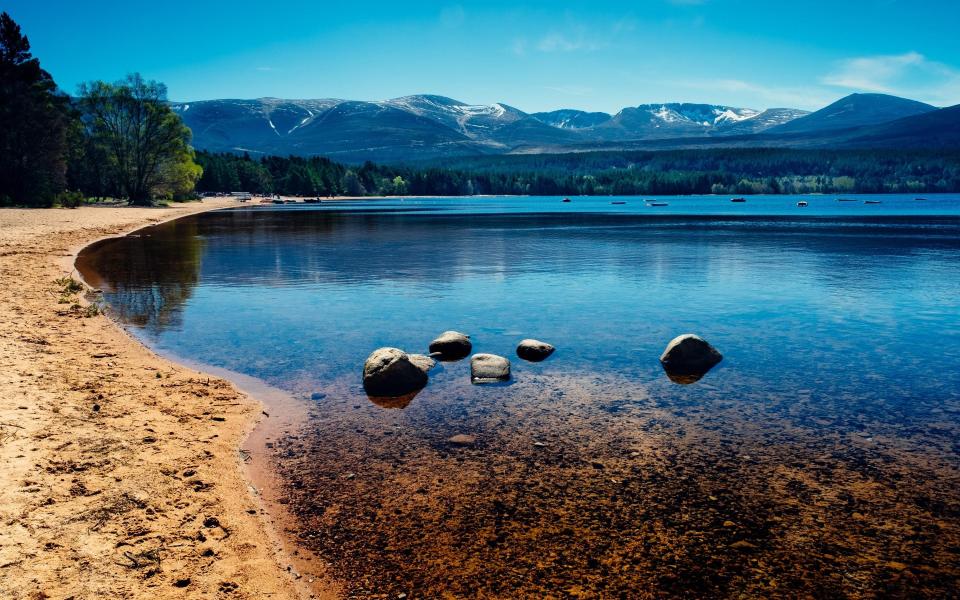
left=0, top=201, right=329, bottom=599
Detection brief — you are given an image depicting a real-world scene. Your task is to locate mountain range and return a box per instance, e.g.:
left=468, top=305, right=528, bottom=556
left=171, top=93, right=957, bottom=162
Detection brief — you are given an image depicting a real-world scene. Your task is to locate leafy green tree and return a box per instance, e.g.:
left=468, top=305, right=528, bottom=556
left=341, top=170, right=366, bottom=196
left=77, top=73, right=200, bottom=204
left=0, top=12, right=71, bottom=206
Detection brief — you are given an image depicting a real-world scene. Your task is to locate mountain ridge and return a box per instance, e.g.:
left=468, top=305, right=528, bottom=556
left=171, top=93, right=955, bottom=162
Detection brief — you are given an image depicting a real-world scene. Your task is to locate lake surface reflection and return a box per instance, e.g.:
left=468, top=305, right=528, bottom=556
left=79, top=196, right=960, bottom=598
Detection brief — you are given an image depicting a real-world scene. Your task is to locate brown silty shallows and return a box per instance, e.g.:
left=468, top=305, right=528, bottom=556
left=264, top=369, right=960, bottom=599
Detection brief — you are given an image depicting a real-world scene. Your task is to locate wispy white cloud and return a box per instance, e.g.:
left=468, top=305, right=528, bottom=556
left=822, top=52, right=925, bottom=92
left=668, top=78, right=836, bottom=110
left=822, top=52, right=960, bottom=106
left=536, top=32, right=604, bottom=53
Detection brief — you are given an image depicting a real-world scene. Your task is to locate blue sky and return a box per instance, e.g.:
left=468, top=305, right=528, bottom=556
left=6, top=0, right=960, bottom=112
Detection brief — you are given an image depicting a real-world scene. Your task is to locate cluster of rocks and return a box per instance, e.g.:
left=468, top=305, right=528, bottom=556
left=362, top=331, right=558, bottom=397
left=362, top=330, right=723, bottom=397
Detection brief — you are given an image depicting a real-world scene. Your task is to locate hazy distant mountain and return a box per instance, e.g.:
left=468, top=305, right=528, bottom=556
left=383, top=95, right=524, bottom=138
left=839, top=103, right=960, bottom=148
left=712, top=108, right=812, bottom=135
left=171, top=92, right=953, bottom=162
left=172, top=97, right=492, bottom=162
left=768, top=93, right=936, bottom=134
left=531, top=109, right=613, bottom=129
left=589, top=103, right=761, bottom=139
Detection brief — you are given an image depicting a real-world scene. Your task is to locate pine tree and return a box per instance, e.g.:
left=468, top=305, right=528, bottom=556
left=0, top=12, right=71, bottom=206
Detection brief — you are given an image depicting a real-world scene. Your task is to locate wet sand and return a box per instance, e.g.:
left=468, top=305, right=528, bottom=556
left=0, top=202, right=328, bottom=599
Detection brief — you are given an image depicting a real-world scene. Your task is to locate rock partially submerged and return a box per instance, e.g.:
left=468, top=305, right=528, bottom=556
left=362, top=348, right=428, bottom=397
left=516, top=339, right=555, bottom=362
left=428, top=331, right=472, bottom=361
left=659, top=334, right=723, bottom=384
left=471, top=353, right=511, bottom=383
left=408, top=354, right=438, bottom=374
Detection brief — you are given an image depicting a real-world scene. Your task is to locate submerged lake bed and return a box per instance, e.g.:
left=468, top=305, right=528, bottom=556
left=79, top=195, right=960, bottom=598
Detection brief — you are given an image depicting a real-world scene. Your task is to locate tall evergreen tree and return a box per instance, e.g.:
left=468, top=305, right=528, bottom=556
left=0, top=12, right=71, bottom=206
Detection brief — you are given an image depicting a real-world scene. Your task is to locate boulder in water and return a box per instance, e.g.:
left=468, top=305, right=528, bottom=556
left=659, top=334, right=723, bottom=384
left=516, top=339, right=555, bottom=362
left=428, top=331, right=472, bottom=361
left=363, top=347, right=429, bottom=397
left=408, top=353, right=438, bottom=374
left=471, top=353, right=511, bottom=383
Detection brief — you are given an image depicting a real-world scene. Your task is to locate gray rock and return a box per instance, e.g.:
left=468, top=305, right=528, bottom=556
left=471, top=353, right=511, bottom=383
left=516, top=339, right=555, bottom=362
left=659, top=334, right=723, bottom=381
left=408, top=354, right=437, bottom=374
left=362, top=348, right=428, bottom=397
left=428, top=330, right=472, bottom=361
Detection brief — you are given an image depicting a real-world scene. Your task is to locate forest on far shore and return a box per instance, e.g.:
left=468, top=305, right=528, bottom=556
left=196, top=148, right=960, bottom=198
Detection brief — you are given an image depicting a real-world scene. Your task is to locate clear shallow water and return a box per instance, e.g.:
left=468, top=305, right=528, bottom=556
left=78, top=195, right=960, bottom=597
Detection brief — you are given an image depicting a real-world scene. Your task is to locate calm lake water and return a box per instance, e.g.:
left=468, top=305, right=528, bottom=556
left=79, top=195, right=960, bottom=598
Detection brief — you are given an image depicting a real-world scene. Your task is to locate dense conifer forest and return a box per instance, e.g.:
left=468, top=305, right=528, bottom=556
left=195, top=148, right=960, bottom=198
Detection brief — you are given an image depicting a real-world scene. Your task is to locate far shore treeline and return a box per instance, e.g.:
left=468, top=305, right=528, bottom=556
left=4, top=10, right=960, bottom=208
left=195, top=148, right=960, bottom=198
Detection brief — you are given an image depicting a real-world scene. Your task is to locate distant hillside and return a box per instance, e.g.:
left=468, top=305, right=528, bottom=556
left=173, top=93, right=955, bottom=162
left=840, top=104, right=960, bottom=149
left=173, top=95, right=806, bottom=161
left=768, top=93, right=936, bottom=134
left=531, top=109, right=612, bottom=130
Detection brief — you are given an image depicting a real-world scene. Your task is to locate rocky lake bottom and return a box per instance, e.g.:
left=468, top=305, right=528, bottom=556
left=77, top=197, right=960, bottom=597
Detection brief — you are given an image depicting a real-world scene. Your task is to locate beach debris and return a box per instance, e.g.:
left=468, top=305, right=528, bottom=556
left=408, top=353, right=438, bottom=374
left=310, top=392, right=326, bottom=400
left=659, top=334, right=723, bottom=384
left=363, top=348, right=429, bottom=397
left=428, top=331, right=472, bottom=361
left=202, top=516, right=220, bottom=528
left=516, top=339, right=555, bottom=362
left=729, top=540, right=757, bottom=551
left=470, top=353, right=511, bottom=383
left=447, top=434, right=476, bottom=446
